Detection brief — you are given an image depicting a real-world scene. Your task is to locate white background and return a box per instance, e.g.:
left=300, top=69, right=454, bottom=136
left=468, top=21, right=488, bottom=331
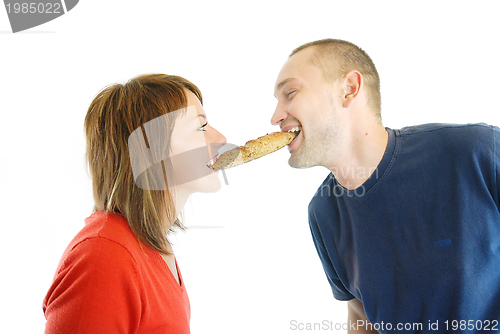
left=1, top=1, right=499, bottom=333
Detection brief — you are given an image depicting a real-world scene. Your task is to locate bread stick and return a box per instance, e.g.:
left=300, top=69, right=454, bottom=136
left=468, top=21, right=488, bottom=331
left=211, top=131, right=297, bottom=170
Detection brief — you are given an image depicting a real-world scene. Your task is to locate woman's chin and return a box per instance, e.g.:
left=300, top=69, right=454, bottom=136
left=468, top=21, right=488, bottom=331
left=206, top=184, right=222, bottom=193
left=187, top=173, right=222, bottom=194
left=203, top=176, right=222, bottom=193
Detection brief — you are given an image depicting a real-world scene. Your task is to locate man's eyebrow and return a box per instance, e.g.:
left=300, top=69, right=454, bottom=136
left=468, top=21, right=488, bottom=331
left=276, top=78, right=297, bottom=91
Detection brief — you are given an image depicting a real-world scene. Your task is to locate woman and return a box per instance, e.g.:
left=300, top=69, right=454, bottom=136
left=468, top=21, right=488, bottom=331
left=43, top=74, right=226, bottom=333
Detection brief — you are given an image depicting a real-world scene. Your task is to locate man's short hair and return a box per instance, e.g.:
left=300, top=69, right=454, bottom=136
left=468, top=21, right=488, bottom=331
left=291, top=39, right=381, bottom=121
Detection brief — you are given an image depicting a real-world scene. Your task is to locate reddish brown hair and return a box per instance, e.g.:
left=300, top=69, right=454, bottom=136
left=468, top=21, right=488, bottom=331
left=84, top=74, right=202, bottom=254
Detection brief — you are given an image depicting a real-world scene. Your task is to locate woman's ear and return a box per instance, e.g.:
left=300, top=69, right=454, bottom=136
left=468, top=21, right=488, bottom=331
left=342, top=71, right=363, bottom=108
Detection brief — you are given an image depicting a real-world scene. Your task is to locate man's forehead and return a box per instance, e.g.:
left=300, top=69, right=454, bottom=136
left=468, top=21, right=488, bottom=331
left=275, top=63, right=300, bottom=92
left=275, top=49, right=316, bottom=88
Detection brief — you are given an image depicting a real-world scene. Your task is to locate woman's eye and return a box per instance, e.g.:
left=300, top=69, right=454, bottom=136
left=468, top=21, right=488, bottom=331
left=198, top=122, right=208, bottom=131
left=287, top=90, right=296, bottom=98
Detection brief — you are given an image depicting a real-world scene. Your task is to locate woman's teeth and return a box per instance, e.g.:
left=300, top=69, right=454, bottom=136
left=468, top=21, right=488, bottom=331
left=207, top=157, right=217, bottom=169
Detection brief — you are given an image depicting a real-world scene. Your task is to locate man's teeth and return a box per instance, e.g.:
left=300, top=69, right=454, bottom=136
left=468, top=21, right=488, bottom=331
left=287, top=127, right=301, bottom=134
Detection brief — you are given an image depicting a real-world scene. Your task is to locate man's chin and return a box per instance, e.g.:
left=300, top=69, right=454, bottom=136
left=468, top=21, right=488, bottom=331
left=288, top=152, right=315, bottom=169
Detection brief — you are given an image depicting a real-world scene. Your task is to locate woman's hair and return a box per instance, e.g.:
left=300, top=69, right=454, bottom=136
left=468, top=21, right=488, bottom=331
left=84, top=73, right=203, bottom=254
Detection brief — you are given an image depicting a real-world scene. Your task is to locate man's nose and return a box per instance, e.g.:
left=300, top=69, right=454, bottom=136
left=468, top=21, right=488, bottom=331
left=271, top=104, right=287, bottom=126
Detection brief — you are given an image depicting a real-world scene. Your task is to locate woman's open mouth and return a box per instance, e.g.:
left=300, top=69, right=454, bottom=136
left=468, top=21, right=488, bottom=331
left=206, top=155, right=219, bottom=170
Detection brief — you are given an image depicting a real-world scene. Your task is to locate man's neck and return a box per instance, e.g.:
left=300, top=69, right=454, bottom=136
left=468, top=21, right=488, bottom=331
left=327, top=123, right=388, bottom=190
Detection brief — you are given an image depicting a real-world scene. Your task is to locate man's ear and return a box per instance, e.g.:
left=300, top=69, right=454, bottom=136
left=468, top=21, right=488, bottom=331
left=342, top=71, right=363, bottom=108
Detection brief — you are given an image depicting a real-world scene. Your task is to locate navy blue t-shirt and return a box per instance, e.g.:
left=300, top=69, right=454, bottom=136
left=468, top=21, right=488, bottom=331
left=309, top=123, right=500, bottom=332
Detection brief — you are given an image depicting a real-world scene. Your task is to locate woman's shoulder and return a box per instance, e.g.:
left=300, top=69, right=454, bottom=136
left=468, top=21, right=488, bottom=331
left=43, top=212, right=145, bottom=330
left=61, top=211, right=143, bottom=267
left=83, top=211, right=137, bottom=243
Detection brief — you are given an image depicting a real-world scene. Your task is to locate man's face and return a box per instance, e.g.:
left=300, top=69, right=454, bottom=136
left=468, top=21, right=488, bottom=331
left=272, top=47, right=343, bottom=169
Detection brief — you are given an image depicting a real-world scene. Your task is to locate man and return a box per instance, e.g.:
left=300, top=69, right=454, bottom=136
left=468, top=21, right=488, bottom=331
left=271, top=39, right=500, bottom=333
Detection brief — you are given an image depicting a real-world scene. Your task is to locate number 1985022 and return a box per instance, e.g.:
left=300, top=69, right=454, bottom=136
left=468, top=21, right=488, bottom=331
left=445, top=320, right=498, bottom=331
left=6, top=3, right=62, bottom=14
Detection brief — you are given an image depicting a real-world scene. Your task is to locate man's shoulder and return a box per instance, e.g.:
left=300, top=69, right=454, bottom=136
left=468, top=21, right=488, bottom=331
left=396, top=123, right=498, bottom=153
left=398, top=122, right=497, bottom=139
left=309, top=173, right=335, bottom=211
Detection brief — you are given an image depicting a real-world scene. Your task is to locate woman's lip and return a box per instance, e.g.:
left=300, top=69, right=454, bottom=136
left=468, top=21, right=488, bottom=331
left=207, top=164, right=219, bottom=172
left=206, top=155, right=218, bottom=164
left=206, top=155, right=219, bottom=170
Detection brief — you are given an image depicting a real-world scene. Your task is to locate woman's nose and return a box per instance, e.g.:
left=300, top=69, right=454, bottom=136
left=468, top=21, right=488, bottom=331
left=206, top=126, right=226, bottom=155
left=211, top=127, right=226, bottom=146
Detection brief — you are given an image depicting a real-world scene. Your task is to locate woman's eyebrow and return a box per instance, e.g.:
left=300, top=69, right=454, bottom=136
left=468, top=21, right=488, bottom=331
left=192, top=114, right=207, bottom=121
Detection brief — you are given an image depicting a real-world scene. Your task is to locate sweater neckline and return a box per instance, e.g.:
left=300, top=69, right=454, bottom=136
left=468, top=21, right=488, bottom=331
left=149, top=249, right=185, bottom=288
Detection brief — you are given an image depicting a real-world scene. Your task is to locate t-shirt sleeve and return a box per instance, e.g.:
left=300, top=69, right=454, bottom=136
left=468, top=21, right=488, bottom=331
left=43, top=237, right=142, bottom=334
left=494, top=126, right=500, bottom=208
left=308, top=201, right=354, bottom=301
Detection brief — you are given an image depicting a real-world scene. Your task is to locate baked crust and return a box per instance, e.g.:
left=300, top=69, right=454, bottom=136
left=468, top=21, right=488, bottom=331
left=211, top=131, right=297, bottom=170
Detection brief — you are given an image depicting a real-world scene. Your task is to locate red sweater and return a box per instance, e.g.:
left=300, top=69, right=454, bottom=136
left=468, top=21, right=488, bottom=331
left=43, top=211, right=190, bottom=333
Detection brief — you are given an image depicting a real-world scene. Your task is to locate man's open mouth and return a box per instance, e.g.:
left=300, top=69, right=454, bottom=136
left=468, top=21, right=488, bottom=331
left=287, top=126, right=302, bottom=136
left=287, top=127, right=302, bottom=149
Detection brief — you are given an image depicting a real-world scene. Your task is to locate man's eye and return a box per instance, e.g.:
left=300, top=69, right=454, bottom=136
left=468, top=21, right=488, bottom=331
left=198, top=122, right=208, bottom=131
left=287, top=90, right=296, bottom=98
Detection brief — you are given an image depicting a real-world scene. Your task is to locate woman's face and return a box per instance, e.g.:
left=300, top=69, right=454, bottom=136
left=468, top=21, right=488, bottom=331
left=168, top=90, right=226, bottom=195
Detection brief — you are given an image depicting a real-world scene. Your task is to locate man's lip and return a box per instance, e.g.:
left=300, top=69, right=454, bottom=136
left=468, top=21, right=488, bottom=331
left=281, top=125, right=302, bottom=132
left=288, top=130, right=301, bottom=151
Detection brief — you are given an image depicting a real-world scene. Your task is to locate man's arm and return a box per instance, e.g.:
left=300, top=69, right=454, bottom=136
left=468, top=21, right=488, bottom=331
left=347, top=298, right=378, bottom=334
